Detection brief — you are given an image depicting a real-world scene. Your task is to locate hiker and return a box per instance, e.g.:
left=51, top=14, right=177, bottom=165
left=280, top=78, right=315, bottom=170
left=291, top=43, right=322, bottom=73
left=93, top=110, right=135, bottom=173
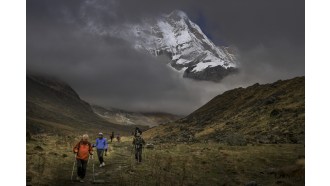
left=134, top=127, right=142, bottom=137
left=116, top=134, right=121, bottom=142
left=110, top=131, right=115, bottom=143
left=132, top=132, right=146, bottom=163
left=94, top=132, right=107, bottom=167
left=73, top=134, right=93, bottom=183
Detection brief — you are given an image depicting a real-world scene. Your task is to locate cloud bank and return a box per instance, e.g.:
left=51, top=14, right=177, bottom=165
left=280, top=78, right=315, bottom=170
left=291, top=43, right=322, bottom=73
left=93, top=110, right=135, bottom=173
left=27, top=0, right=304, bottom=115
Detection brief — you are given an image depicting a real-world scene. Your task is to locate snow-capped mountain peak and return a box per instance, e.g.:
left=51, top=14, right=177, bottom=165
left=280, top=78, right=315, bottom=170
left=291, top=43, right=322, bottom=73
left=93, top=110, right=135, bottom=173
left=111, top=10, right=239, bottom=81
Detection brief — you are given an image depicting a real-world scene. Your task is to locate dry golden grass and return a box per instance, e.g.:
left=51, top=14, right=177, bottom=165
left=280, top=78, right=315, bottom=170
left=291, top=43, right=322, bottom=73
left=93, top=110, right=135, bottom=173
left=27, top=134, right=304, bottom=186
left=145, top=77, right=305, bottom=145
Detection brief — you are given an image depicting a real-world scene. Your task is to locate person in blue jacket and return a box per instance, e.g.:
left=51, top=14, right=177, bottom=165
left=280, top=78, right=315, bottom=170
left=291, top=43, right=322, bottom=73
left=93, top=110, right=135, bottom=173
left=94, top=132, right=108, bottom=167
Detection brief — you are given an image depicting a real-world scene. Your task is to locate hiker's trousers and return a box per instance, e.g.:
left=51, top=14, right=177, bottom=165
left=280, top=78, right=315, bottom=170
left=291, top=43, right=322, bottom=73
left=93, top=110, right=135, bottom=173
left=76, top=159, right=88, bottom=179
left=135, top=148, right=143, bottom=162
left=97, top=149, right=104, bottom=164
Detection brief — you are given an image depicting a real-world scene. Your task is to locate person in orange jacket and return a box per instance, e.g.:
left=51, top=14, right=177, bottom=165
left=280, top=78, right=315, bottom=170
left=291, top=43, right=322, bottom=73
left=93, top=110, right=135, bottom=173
left=73, top=134, right=93, bottom=182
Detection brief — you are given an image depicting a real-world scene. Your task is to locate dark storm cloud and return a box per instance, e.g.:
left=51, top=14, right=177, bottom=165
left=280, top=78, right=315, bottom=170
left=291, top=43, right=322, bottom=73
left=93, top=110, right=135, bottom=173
left=27, top=0, right=304, bottom=115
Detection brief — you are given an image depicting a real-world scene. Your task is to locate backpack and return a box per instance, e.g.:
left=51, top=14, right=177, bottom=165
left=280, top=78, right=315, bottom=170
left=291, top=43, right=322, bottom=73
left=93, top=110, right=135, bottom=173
left=135, top=137, right=143, bottom=149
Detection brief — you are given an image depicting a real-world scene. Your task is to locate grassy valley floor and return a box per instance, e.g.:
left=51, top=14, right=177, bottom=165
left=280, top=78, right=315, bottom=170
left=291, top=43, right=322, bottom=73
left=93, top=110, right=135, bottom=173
left=27, top=135, right=304, bottom=186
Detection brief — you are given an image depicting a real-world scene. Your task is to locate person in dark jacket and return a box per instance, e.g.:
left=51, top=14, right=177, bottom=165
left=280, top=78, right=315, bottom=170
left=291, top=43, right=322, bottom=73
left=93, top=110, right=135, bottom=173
left=132, top=133, right=146, bottom=163
left=73, top=134, right=93, bottom=182
left=94, top=132, right=107, bottom=167
left=110, top=131, right=115, bottom=143
left=116, top=134, right=121, bottom=142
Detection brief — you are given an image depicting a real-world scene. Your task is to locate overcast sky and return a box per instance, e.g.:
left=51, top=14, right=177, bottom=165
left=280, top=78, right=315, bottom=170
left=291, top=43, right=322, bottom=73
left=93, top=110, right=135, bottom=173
left=27, top=0, right=304, bottom=115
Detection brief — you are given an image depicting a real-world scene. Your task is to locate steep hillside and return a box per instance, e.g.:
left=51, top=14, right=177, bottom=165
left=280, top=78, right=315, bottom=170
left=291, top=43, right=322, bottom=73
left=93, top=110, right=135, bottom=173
left=92, top=105, right=182, bottom=127
left=145, top=77, right=305, bottom=144
left=27, top=74, right=143, bottom=135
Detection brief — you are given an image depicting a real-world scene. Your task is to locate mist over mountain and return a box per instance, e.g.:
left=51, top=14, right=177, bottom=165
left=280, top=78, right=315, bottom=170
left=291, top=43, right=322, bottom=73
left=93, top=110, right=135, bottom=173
left=27, top=73, right=178, bottom=135
left=92, top=105, right=182, bottom=127
left=96, top=10, right=239, bottom=82
left=26, top=74, right=138, bottom=135
left=27, top=0, right=304, bottom=114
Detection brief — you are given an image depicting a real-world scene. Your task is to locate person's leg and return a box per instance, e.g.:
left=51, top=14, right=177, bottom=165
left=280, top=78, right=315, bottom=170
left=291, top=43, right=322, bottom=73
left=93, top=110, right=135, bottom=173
left=97, top=149, right=104, bottom=164
left=76, top=159, right=83, bottom=178
left=97, top=149, right=102, bottom=164
left=80, top=160, right=88, bottom=179
left=100, top=150, right=104, bottom=163
left=135, top=148, right=138, bottom=161
left=138, top=148, right=142, bottom=162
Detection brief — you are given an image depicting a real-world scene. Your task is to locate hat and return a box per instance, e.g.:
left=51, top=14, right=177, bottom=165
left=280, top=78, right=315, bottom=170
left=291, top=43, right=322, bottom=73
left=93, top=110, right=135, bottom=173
left=82, top=134, right=89, bottom=139
left=98, top=132, right=103, bottom=136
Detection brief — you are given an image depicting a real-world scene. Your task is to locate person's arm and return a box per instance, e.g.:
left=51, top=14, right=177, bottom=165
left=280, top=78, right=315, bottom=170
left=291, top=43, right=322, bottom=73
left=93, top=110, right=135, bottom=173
left=89, top=143, right=93, bottom=155
left=104, top=138, right=108, bottom=150
left=73, top=142, right=79, bottom=153
left=95, top=139, right=98, bottom=148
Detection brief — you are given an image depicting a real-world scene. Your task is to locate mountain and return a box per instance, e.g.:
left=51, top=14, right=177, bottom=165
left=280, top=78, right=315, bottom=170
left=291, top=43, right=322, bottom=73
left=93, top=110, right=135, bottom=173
left=111, top=10, right=238, bottom=82
left=27, top=74, right=144, bottom=135
left=144, top=77, right=305, bottom=145
left=92, top=105, right=183, bottom=127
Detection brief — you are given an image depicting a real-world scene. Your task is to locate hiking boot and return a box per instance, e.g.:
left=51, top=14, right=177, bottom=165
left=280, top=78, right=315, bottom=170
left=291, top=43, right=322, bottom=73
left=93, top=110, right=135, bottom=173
left=102, top=162, right=105, bottom=166
left=99, top=164, right=103, bottom=167
left=79, top=179, right=84, bottom=183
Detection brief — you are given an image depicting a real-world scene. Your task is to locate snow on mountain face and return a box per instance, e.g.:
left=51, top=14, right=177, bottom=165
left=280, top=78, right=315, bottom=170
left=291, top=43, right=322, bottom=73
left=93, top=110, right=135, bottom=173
left=111, top=10, right=238, bottom=81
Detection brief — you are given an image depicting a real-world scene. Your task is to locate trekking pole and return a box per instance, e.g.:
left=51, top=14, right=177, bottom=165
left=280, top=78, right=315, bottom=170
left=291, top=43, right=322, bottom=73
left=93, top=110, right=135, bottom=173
left=70, top=154, right=77, bottom=182
left=143, top=146, right=145, bottom=162
left=87, top=154, right=91, bottom=181
left=131, top=145, right=134, bottom=167
left=92, top=155, right=95, bottom=182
